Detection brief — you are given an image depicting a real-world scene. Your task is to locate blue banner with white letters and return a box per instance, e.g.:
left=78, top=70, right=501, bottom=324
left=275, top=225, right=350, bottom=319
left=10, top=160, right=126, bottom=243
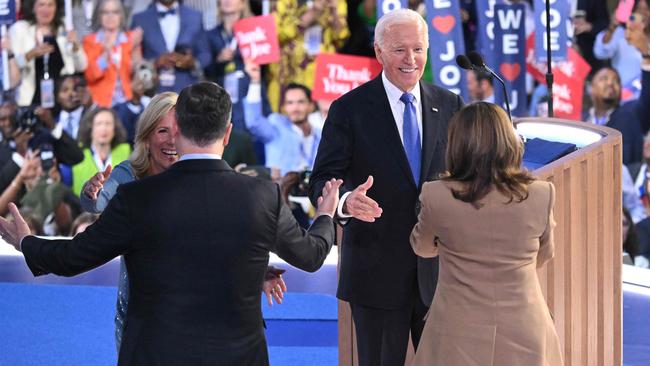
left=377, top=0, right=408, bottom=20
left=475, top=0, right=504, bottom=70
left=0, top=0, right=14, bottom=25
left=493, top=3, right=526, bottom=117
left=425, top=0, right=467, bottom=99
left=534, top=0, right=569, bottom=61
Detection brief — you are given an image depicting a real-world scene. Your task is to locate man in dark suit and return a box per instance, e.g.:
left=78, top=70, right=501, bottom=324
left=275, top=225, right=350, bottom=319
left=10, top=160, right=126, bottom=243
left=308, top=9, right=463, bottom=365
left=131, top=0, right=211, bottom=93
left=0, top=82, right=341, bottom=366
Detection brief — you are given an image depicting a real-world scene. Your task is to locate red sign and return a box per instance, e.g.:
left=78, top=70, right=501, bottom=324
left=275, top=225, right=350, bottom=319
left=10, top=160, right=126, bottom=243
left=526, top=33, right=591, bottom=84
left=525, top=33, right=589, bottom=120
left=312, top=53, right=382, bottom=101
left=552, top=70, right=584, bottom=120
left=232, top=15, right=280, bottom=65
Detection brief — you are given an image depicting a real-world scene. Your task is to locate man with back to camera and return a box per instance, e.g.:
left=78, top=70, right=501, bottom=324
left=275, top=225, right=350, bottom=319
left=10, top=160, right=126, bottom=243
left=0, top=81, right=341, bottom=366
left=308, top=8, right=464, bottom=365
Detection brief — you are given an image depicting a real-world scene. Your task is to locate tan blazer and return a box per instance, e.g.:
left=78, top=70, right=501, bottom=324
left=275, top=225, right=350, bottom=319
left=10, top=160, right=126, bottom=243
left=9, top=21, right=88, bottom=106
left=410, top=180, right=563, bottom=366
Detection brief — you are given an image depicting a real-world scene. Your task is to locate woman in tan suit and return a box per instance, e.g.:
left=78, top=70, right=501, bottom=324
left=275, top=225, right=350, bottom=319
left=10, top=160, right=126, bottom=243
left=410, top=102, right=563, bottom=366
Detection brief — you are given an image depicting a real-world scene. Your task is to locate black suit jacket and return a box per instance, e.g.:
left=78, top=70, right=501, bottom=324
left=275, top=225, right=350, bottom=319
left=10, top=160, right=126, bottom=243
left=309, top=76, right=463, bottom=309
left=22, top=159, right=335, bottom=366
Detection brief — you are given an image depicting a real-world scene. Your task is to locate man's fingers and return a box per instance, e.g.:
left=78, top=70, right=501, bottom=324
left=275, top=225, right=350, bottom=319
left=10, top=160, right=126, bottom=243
left=357, top=175, right=374, bottom=193
left=279, top=277, right=287, bottom=292
left=8, top=203, right=25, bottom=226
left=265, top=291, right=273, bottom=306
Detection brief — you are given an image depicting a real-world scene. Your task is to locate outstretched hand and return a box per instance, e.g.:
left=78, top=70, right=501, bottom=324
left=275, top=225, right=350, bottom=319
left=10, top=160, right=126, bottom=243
left=83, top=164, right=112, bottom=200
left=0, top=203, right=31, bottom=252
left=343, top=176, right=382, bottom=222
left=315, top=178, right=343, bottom=217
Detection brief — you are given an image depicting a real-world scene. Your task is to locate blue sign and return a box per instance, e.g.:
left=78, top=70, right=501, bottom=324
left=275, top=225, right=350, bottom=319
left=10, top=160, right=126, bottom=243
left=494, top=3, right=527, bottom=117
left=425, top=0, right=467, bottom=99
left=377, top=0, right=408, bottom=20
left=0, top=0, right=14, bottom=26
left=475, top=0, right=504, bottom=69
left=534, top=0, right=568, bottom=61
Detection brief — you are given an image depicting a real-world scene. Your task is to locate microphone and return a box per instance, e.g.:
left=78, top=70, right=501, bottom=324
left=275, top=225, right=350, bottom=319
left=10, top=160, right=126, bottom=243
left=455, top=54, right=474, bottom=71
left=466, top=51, right=512, bottom=123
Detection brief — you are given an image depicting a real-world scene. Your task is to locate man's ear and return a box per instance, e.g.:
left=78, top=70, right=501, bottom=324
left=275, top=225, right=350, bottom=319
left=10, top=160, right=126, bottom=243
left=222, top=123, right=233, bottom=147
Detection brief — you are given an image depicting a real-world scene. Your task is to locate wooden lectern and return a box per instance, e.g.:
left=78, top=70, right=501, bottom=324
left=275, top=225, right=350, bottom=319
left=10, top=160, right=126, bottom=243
left=337, top=117, right=623, bottom=366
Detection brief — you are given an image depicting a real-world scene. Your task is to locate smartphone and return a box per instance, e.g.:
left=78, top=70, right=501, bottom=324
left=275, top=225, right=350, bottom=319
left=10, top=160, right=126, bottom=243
left=42, top=35, right=56, bottom=46
left=40, top=144, right=55, bottom=172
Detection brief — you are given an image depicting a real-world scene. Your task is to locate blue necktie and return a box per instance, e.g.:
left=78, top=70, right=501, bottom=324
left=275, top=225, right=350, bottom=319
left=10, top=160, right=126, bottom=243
left=400, top=92, right=421, bottom=184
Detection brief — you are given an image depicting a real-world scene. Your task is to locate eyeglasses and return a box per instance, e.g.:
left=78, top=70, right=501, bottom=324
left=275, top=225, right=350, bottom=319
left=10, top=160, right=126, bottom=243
left=101, top=9, right=121, bottom=15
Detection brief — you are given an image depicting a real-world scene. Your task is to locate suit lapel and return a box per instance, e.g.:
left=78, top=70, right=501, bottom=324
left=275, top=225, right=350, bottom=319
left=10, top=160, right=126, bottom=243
left=145, top=8, right=169, bottom=54
left=367, top=77, right=418, bottom=188
left=419, top=83, right=443, bottom=185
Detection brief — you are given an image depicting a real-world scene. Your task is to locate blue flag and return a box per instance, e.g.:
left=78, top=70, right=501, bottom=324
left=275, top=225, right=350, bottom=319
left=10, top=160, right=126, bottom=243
left=534, top=0, right=569, bottom=61
left=0, top=0, right=14, bottom=25
left=493, top=3, right=527, bottom=117
left=425, top=0, right=467, bottom=99
left=377, top=0, right=408, bottom=20
left=475, top=0, right=504, bottom=69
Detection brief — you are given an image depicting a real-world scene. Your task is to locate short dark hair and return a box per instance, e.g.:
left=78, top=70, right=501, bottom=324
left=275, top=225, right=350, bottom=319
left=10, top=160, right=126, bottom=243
left=284, top=83, right=312, bottom=101
left=175, top=82, right=232, bottom=146
left=474, top=70, right=493, bottom=84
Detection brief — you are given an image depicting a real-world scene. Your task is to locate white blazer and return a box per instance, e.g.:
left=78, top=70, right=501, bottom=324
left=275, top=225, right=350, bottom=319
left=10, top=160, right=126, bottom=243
left=9, top=20, right=88, bottom=106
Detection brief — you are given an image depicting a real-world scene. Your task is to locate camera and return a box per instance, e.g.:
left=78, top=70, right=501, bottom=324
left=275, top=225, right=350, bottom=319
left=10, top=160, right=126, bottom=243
left=288, top=170, right=311, bottom=197
left=15, top=106, right=42, bottom=133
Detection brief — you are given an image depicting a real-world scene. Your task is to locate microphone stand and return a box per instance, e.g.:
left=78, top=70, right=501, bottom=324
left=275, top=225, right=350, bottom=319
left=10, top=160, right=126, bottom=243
left=545, top=0, right=554, bottom=117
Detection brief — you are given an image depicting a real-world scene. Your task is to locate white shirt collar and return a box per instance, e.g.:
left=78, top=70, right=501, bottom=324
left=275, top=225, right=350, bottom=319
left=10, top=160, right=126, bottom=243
left=179, top=153, right=222, bottom=161
left=155, top=2, right=179, bottom=12
left=381, top=71, right=421, bottom=105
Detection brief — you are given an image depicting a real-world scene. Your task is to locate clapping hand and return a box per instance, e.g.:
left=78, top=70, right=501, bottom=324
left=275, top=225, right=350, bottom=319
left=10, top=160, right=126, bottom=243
left=0, top=203, right=30, bottom=252
left=343, top=175, right=382, bottom=222
left=83, top=164, right=112, bottom=200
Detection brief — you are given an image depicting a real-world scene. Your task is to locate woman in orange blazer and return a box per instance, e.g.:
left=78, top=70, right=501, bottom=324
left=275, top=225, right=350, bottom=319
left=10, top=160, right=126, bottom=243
left=83, top=0, right=142, bottom=107
left=410, top=103, right=563, bottom=366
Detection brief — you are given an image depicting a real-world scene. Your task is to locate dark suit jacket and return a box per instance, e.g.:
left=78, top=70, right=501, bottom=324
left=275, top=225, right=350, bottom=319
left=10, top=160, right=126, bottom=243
left=22, top=159, right=334, bottom=366
left=131, top=5, right=211, bottom=93
left=308, top=76, right=463, bottom=309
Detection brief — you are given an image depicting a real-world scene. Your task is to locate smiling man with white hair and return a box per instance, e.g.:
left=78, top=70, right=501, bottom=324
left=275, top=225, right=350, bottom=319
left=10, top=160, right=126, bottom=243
left=308, top=8, right=464, bottom=366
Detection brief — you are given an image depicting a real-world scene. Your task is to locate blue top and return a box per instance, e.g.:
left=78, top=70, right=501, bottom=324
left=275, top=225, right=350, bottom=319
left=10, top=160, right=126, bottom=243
left=593, top=26, right=641, bottom=87
left=243, top=99, right=321, bottom=175
left=80, top=160, right=136, bottom=213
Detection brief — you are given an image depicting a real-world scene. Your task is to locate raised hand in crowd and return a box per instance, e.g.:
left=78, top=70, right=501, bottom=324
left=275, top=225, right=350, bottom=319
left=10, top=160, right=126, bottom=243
left=173, top=50, right=196, bottom=70
left=66, top=29, right=81, bottom=52
left=625, top=13, right=650, bottom=54
left=34, top=107, right=55, bottom=130
left=0, top=152, right=40, bottom=216
left=315, top=177, right=343, bottom=218
left=82, top=164, right=112, bottom=200
left=343, top=175, right=382, bottom=222
left=155, top=52, right=178, bottom=69
left=131, top=27, right=144, bottom=48
left=216, top=47, right=235, bottom=63
left=25, top=42, right=54, bottom=62
left=244, top=60, right=261, bottom=83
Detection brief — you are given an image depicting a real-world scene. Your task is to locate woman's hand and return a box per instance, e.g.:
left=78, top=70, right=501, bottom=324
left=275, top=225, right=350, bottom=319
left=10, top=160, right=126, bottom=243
left=82, top=164, right=112, bottom=200
left=26, top=43, right=54, bottom=61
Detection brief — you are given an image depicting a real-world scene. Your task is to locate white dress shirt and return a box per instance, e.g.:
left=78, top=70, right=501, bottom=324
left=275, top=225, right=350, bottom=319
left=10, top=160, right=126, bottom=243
left=156, top=2, right=181, bottom=53
left=57, top=106, right=85, bottom=139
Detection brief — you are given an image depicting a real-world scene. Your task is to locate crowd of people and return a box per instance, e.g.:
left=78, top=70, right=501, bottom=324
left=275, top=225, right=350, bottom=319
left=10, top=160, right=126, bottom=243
left=0, top=1, right=641, bottom=364
left=0, top=0, right=643, bottom=251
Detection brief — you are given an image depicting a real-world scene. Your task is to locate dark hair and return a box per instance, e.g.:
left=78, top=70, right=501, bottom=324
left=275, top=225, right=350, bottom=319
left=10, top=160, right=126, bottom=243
left=77, top=107, right=127, bottom=148
left=623, top=207, right=639, bottom=262
left=175, top=82, right=232, bottom=146
left=284, top=83, right=312, bottom=101
left=474, top=70, right=493, bottom=84
left=442, top=102, right=534, bottom=208
left=69, top=212, right=99, bottom=236
left=22, top=0, right=64, bottom=33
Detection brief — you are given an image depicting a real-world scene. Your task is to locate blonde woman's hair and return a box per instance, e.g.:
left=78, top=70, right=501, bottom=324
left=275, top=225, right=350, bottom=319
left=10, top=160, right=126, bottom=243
left=130, top=92, right=178, bottom=179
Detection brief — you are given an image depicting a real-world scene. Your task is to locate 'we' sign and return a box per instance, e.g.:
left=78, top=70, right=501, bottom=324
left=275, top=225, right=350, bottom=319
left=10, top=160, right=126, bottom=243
left=425, top=0, right=467, bottom=100
left=494, top=3, right=526, bottom=117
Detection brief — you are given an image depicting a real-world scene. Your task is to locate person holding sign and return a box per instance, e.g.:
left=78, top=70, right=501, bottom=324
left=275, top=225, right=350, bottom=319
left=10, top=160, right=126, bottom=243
left=309, top=9, right=463, bottom=365
left=9, top=0, right=87, bottom=107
